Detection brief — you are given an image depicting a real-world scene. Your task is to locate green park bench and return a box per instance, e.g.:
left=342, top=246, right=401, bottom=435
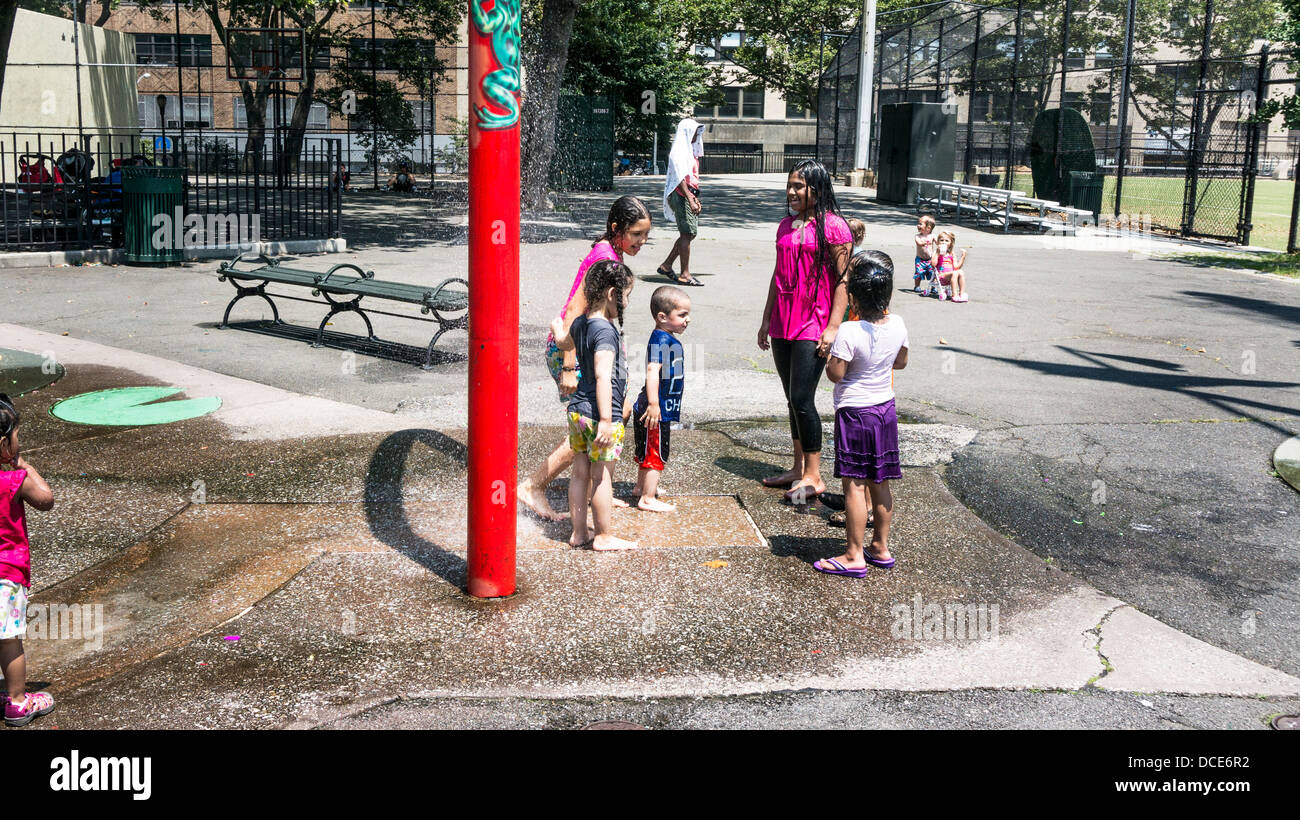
left=216, top=253, right=468, bottom=370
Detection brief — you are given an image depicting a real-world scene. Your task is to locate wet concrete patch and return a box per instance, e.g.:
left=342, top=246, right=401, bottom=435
left=0, top=347, right=64, bottom=396
left=27, top=504, right=324, bottom=692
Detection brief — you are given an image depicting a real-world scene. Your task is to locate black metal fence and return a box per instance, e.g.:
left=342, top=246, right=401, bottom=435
left=700, top=151, right=819, bottom=175
left=817, top=0, right=1297, bottom=246
left=0, top=129, right=341, bottom=253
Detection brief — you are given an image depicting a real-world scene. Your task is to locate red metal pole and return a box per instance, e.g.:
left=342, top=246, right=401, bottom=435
left=466, top=1, right=521, bottom=598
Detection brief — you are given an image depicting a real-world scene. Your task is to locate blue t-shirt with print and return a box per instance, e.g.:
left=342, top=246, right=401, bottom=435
left=633, top=328, right=685, bottom=422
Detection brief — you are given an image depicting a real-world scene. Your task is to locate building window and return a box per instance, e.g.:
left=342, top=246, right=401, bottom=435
left=1064, top=48, right=1086, bottom=70
left=349, top=38, right=403, bottom=70
left=697, top=86, right=766, bottom=119
left=718, top=87, right=741, bottom=118
left=233, top=98, right=330, bottom=129
left=139, top=95, right=213, bottom=129
left=784, top=144, right=815, bottom=155
left=134, top=33, right=212, bottom=67
left=1089, top=92, right=1113, bottom=126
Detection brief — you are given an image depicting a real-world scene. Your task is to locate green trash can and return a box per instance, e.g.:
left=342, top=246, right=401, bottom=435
left=122, top=166, right=185, bottom=264
left=1068, top=170, right=1103, bottom=223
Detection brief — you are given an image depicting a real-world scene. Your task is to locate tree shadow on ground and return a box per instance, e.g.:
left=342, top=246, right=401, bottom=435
left=363, top=429, right=468, bottom=589
left=949, top=344, right=1300, bottom=436
left=1178, top=290, right=1300, bottom=327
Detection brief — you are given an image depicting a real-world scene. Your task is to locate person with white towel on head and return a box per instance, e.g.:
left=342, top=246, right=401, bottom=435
left=657, top=118, right=705, bottom=287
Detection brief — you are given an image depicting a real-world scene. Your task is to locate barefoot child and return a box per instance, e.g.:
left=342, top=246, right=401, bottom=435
left=520, top=196, right=652, bottom=521
left=913, top=215, right=937, bottom=292
left=0, top=394, right=56, bottom=725
left=550, top=261, right=639, bottom=550
left=933, top=231, right=970, bottom=302
left=814, top=252, right=909, bottom=579
left=630, top=286, right=691, bottom=512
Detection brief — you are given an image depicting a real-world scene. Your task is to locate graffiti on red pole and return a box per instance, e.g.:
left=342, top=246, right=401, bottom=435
left=470, top=0, right=521, bottom=129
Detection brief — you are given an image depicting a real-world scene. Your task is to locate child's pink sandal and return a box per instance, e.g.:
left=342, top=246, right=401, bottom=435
left=4, top=691, right=55, bottom=727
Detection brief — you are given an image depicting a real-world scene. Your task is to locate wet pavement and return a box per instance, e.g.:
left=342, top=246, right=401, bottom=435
left=1, top=177, right=1297, bottom=729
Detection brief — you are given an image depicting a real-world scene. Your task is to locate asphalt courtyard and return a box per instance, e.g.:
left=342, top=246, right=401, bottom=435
left=0, top=173, right=1297, bottom=729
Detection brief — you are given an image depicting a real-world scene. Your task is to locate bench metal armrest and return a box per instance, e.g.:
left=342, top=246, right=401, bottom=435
left=316, top=262, right=374, bottom=287
left=217, top=251, right=279, bottom=281
left=422, top=277, right=470, bottom=314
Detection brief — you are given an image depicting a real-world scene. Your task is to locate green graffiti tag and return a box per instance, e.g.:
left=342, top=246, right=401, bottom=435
left=471, top=0, right=522, bottom=130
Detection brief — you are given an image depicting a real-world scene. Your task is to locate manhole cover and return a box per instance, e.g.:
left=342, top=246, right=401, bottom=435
left=580, top=721, right=647, bottom=731
left=1270, top=714, right=1299, bottom=730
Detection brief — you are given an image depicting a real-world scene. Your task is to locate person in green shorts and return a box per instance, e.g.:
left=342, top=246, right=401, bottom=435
left=658, top=118, right=705, bottom=287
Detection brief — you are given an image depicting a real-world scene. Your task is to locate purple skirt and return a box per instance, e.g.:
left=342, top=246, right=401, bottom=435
left=834, top=400, right=903, bottom=483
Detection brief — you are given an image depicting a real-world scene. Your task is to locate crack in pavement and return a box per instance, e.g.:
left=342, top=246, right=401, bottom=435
left=1084, top=604, right=1128, bottom=689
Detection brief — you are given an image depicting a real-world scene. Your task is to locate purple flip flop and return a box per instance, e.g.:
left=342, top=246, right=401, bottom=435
left=812, top=558, right=869, bottom=579
left=863, top=554, right=896, bottom=569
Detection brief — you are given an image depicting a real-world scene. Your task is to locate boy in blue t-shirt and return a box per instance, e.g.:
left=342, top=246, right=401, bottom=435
left=629, top=286, right=690, bottom=512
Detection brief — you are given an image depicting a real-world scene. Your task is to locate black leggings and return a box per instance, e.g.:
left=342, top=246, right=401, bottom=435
left=770, top=338, right=826, bottom=452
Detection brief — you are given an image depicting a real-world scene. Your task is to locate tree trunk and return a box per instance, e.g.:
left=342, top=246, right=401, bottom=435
left=0, top=0, right=18, bottom=106
left=520, top=0, right=582, bottom=210
left=240, top=81, right=272, bottom=173
left=283, top=67, right=318, bottom=174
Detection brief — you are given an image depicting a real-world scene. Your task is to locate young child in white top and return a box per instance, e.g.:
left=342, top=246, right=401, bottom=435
left=814, top=251, right=910, bottom=579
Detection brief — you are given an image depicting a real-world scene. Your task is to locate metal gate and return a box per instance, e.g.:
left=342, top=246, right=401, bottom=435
left=549, top=94, right=614, bottom=192
left=1181, top=55, right=1266, bottom=244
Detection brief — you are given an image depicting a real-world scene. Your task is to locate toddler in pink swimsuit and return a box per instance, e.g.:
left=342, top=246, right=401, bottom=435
left=0, top=393, right=56, bottom=727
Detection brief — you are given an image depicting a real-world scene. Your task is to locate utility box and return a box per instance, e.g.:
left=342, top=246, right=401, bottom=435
left=876, top=102, right=956, bottom=204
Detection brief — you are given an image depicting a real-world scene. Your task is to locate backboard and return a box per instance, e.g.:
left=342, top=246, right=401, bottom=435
left=226, top=28, right=306, bottom=82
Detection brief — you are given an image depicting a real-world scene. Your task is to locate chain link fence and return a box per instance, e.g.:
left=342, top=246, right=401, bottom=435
left=817, top=0, right=1297, bottom=247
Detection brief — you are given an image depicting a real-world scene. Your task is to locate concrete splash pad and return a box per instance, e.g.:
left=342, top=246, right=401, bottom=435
left=0, top=347, right=64, bottom=396
left=1, top=330, right=1296, bottom=728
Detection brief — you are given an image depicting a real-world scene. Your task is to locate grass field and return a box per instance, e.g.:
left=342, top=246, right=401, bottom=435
left=1100, top=176, right=1295, bottom=250
left=983, top=172, right=1296, bottom=250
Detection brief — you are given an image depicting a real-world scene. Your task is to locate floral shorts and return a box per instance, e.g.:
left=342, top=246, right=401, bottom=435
left=545, top=336, right=581, bottom=405
left=567, top=412, right=625, bottom=462
left=1, top=580, right=28, bottom=640
left=914, top=257, right=935, bottom=280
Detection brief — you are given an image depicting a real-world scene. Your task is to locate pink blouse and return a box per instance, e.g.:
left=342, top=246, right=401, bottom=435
left=768, top=213, right=852, bottom=341
left=0, top=470, right=31, bottom=587
left=560, top=240, right=619, bottom=320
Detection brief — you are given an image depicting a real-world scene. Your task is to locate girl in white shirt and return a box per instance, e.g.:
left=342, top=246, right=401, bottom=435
left=814, top=251, right=909, bottom=579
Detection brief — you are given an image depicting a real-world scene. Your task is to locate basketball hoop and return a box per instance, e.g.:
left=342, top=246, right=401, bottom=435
left=226, top=27, right=305, bottom=82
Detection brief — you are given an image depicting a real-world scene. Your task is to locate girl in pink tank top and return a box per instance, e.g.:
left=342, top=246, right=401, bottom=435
left=0, top=393, right=57, bottom=726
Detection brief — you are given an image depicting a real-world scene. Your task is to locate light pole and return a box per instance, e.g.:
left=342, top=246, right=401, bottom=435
left=156, top=94, right=168, bottom=165
left=854, top=0, right=878, bottom=172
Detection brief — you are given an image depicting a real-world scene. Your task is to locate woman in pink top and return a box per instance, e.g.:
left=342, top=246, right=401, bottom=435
left=0, top=393, right=56, bottom=726
left=519, top=196, right=652, bottom=521
left=756, top=160, right=853, bottom=501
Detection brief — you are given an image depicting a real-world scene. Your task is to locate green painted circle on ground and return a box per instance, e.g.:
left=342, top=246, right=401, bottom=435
left=1275, top=436, right=1300, bottom=494
left=50, top=387, right=222, bottom=427
left=0, top=348, right=65, bottom=396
